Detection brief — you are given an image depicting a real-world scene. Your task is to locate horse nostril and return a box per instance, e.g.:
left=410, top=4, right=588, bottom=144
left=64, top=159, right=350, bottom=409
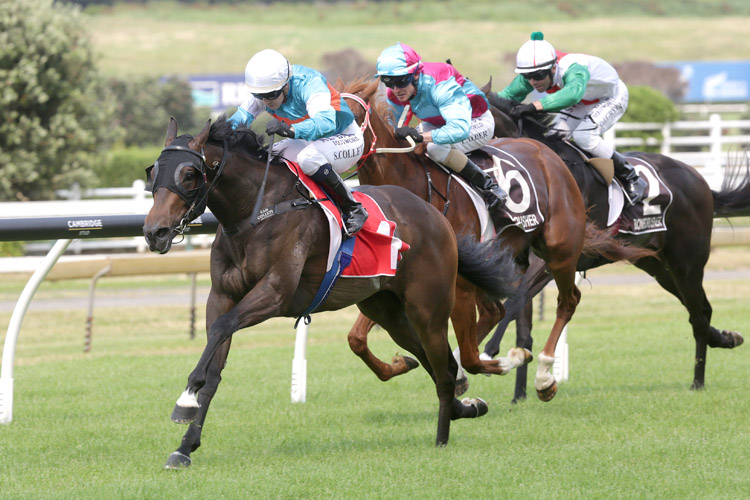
left=155, top=227, right=171, bottom=241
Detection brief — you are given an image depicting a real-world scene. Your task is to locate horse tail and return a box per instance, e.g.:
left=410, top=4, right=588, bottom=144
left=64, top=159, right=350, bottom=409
left=712, top=160, right=750, bottom=217
left=456, top=236, right=519, bottom=300
left=581, top=222, right=657, bottom=263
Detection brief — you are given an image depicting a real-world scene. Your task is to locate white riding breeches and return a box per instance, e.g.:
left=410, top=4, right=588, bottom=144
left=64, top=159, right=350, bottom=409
left=271, top=122, right=365, bottom=175
left=552, top=79, right=629, bottom=159
left=420, top=109, right=495, bottom=164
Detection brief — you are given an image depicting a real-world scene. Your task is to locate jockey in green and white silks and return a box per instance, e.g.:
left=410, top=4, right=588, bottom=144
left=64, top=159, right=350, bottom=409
left=375, top=42, right=507, bottom=210
left=499, top=32, right=647, bottom=205
left=229, top=49, right=367, bottom=235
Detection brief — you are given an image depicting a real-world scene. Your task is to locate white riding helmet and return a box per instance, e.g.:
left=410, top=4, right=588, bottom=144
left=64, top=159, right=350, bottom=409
left=244, top=49, right=293, bottom=93
left=515, top=32, right=557, bottom=74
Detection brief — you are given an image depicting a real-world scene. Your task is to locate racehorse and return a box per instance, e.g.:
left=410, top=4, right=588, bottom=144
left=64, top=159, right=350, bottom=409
left=484, top=93, right=748, bottom=401
left=339, top=78, right=521, bottom=386
left=340, top=78, right=652, bottom=402
left=143, top=116, right=519, bottom=468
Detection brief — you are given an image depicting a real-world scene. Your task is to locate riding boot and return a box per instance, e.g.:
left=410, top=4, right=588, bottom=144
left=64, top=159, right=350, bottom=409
left=612, top=151, right=647, bottom=205
left=458, top=159, right=508, bottom=210
left=310, top=164, right=368, bottom=235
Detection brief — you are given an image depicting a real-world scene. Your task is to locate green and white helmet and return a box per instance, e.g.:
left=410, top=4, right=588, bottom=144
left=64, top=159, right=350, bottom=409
left=244, top=49, right=293, bottom=93
left=515, top=32, right=557, bottom=74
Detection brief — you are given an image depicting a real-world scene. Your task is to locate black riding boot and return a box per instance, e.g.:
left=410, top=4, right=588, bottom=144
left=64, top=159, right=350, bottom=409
left=612, top=151, right=647, bottom=205
left=310, top=164, right=368, bottom=235
left=458, top=159, right=508, bottom=210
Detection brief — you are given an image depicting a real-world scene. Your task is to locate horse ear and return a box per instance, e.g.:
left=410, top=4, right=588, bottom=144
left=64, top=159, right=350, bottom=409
left=165, top=117, right=178, bottom=147
left=480, top=76, right=492, bottom=95
left=333, top=77, right=345, bottom=92
left=189, top=119, right=211, bottom=151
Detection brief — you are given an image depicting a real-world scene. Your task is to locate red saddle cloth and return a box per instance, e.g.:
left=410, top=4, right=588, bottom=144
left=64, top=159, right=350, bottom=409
left=286, top=162, right=410, bottom=277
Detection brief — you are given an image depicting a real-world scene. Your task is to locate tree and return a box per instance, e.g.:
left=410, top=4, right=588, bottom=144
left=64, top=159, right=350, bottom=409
left=109, top=76, right=197, bottom=148
left=0, top=0, right=117, bottom=201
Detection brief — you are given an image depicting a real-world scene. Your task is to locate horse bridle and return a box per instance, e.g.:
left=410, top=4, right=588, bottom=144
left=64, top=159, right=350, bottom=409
left=147, top=139, right=229, bottom=237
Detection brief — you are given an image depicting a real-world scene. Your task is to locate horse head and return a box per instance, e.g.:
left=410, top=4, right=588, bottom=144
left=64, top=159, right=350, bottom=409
left=343, top=77, right=427, bottom=186
left=143, top=118, right=215, bottom=253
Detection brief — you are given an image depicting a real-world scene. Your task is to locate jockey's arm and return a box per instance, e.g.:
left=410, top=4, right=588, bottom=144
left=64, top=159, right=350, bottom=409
left=228, top=97, right=265, bottom=129
left=430, top=80, right=472, bottom=145
left=497, top=75, right=533, bottom=102
left=295, top=90, right=337, bottom=140
left=539, top=63, right=590, bottom=112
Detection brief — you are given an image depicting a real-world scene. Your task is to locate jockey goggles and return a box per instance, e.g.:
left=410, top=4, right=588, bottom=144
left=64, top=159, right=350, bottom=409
left=380, top=73, right=414, bottom=89
left=522, top=69, right=551, bottom=81
left=252, top=87, right=285, bottom=100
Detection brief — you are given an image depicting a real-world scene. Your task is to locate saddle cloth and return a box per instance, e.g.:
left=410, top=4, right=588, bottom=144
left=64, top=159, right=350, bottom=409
left=286, top=162, right=410, bottom=277
left=614, top=156, right=673, bottom=235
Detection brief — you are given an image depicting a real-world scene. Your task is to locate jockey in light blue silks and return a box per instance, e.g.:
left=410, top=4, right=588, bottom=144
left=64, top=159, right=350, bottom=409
left=498, top=32, right=647, bottom=205
left=229, top=49, right=368, bottom=235
left=375, top=42, right=508, bottom=210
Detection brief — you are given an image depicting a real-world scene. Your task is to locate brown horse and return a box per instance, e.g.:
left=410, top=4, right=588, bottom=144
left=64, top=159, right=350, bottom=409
left=484, top=94, right=748, bottom=401
left=339, top=79, right=521, bottom=387
left=143, top=116, right=519, bottom=468
left=340, top=78, right=652, bottom=402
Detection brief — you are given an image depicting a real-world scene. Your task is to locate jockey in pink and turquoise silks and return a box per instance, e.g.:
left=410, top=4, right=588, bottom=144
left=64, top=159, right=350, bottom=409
left=375, top=42, right=508, bottom=211
left=498, top=32, right=647, bottom=205
left=230, top=49, right=368, bottom=235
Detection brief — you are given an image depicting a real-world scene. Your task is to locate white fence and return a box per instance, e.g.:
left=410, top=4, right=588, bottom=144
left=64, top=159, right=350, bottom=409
left=606, top=114, right=750, bottom=190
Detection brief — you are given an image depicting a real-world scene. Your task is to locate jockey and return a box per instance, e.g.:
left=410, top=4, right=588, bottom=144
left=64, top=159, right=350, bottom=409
left=498, top=32, right=647, bottom=205
left=229, top=49, right=368, bottom=235
left=375, top=42, right=508, bottom=210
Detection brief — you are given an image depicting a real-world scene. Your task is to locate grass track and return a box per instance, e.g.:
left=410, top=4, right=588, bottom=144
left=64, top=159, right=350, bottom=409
left=1, top=248, right=749, bottom=498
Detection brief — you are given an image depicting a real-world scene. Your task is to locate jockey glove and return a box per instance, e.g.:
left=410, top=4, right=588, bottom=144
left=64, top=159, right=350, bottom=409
left=266, top=119, right=295, bottom=138
left=509, top=103, right=538, bottom=121
left=394, top=126, right=424, bottom=143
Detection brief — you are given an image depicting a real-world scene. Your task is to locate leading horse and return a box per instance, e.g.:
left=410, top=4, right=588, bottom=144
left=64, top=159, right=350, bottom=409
left=143, top=116, right=519, bottom=468
left=341, top=78, right=652, bottom=402
left=484, top=94, right=748, bottom=401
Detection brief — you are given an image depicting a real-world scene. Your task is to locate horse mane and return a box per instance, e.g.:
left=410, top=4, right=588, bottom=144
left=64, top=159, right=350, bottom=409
left=343, top=77, right=394, bottom=123
left=207, top=114, right=270, bottom=162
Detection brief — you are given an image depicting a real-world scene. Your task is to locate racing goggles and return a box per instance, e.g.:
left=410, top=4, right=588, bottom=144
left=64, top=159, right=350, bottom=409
left=252, top=88, right=285, bottom=100
left=380, top=73, right=414, bottom=89
left=522, top=69, right=551, bottom=81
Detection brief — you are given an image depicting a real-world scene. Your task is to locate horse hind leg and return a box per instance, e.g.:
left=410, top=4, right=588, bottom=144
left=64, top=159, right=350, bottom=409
left=535, top=261, right=581, bottom=402
left=347, top=313, right=419, bottom=381
left=636, top=257, right=743, bottom=390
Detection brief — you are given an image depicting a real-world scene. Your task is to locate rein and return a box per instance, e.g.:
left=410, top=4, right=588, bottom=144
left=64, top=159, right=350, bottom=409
left=343, top=92, right=451, bottom=214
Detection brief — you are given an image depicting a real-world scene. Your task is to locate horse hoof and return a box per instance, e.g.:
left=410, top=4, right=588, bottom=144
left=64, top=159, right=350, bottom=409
left=536, top=382, right=557, bottom=402
left=461, top=397, right=488, bottom=418
left=454, top=375, right=469, bottom=397
left=171, top=404, right=198, bottom=424
left=402, top=356, right=420, bottom=370
left=164, top=451, right=191, bottom=469
left=728, top=330, right=744, bottom=348
left=690, top=381, right=705, bottom=391
left=521, top=347, right=534, bottom=364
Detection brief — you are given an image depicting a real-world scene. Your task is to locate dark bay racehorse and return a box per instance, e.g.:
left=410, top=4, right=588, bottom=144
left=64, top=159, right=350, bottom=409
left=485, top=94, right=748, bottom=401
left=341, top=78, right=652, bottom=402
left=143, top=116, right=519, bottom=468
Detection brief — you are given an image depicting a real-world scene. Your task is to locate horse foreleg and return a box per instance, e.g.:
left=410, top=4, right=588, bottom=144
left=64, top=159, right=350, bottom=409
left=348, top=313, right=419, bottom=381
left=165, top=338, right=232, bottom=469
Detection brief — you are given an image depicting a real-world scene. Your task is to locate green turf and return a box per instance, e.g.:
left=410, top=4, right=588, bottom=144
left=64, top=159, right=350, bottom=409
left=1, top=251, right=749, bottom=499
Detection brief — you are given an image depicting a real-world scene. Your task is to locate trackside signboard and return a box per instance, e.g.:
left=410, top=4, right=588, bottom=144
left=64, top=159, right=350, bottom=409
left=659, top=60, right=750, bottom=103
